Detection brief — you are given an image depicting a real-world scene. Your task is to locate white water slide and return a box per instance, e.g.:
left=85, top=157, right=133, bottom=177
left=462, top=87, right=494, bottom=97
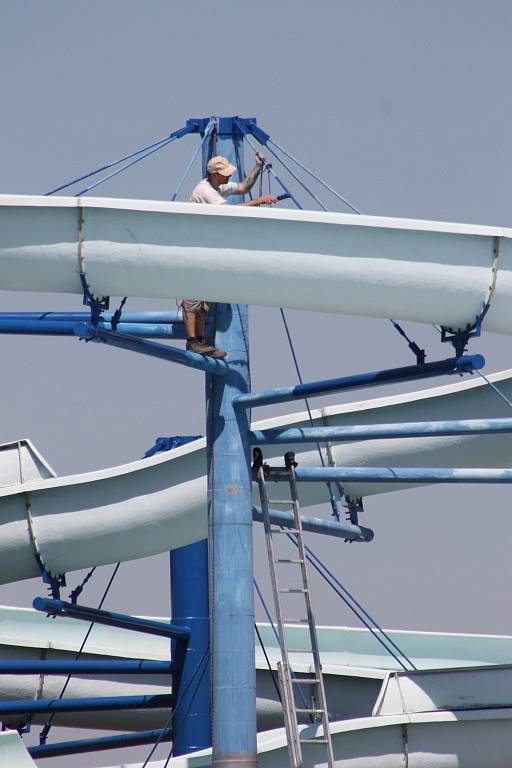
left=2, top=195, right=512, bottom=767
left=0, top=194, right=511, bottom=333
left=0, top=368, right=512, bottom=585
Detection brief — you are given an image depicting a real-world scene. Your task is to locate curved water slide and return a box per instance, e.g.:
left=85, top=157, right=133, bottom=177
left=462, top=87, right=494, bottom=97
left=1, top=194, right=512, bottom=333
left=1, top=369, right=512, bottom=585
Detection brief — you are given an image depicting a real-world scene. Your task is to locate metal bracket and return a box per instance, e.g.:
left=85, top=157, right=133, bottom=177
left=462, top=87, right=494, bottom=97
left=284, top=451, right=298, bottom=470
left=79, top=272, right=109, bottom=327
left=440, top=235, right=500, bottom=357
left=252, top=447, right=270, bottom=479
left=41, top=569, right=66, bottom=602
left=439, top=323, right=479, bottom=358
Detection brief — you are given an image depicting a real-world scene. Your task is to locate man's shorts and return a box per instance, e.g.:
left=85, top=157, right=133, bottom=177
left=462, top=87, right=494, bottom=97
left=182, top=300, right=210, bottom=314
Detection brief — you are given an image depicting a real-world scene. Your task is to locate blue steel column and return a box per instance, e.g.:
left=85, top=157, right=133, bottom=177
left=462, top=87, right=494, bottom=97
left=168, top=118, right=216, bottom=756
left=206, top=117, right=256, bottom=768
left=207, top=302, right=256, bottom=768
left=170, top=544, right=210, bottom=754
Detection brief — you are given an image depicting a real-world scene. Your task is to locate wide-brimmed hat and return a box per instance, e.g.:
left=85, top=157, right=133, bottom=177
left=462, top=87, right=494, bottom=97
left=207, top=156, right=236, bottom=177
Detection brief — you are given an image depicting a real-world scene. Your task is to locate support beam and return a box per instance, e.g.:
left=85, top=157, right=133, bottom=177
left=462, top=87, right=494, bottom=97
left=207, top=303, right=257, bottom=768
left=234, top=355, right=485, bottom=409
left=252, top=506, right=373, bottom=541
left=74, top=324, right=228, bottom=375
left=269, top=466, right=512, bottom=484
left=0, top=694, right=173, bottom=716
left=0, top=318, right=186, bottom=339
left=0, top=660, right=173, bottom=675
left=249, top=417, right=512, bottom=445
left=28, top=729, right=173, bottom=759
left=0, top=311, right=186, bottom=323
left=33, top=598, right=189, bottom=639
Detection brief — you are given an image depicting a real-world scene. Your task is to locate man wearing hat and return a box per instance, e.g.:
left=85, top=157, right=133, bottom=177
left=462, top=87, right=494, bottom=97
left=184, top=152, right=277, bottom=357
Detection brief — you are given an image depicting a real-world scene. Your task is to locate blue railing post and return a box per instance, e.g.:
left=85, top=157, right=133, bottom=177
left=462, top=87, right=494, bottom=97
left=206, top=301, right=256, bottom=768
left=170, top=542, right=210, bottom=755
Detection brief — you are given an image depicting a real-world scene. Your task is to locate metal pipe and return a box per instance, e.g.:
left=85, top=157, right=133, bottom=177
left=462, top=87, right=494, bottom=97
left=28, top=728, right=173, bottom=759
left=0, top=694, right=173, bottom=716
left=269, top=466, right=512, bottom=484
left=32, top=598, right=190, bottom=642
left=0, top=311, right=186, bottom=324
left=249, top=417, right=512, bottom=445
left=207, top=301, right=257, bottom=768
left=74, top=324, right=229, bottom=376
left=0, top=660, right=173, bottom=675
left=234, top=355, right=485, bottom=409
left=0, top=319, right=186, bottom=339
left=252, top=506, right=373, bottom=542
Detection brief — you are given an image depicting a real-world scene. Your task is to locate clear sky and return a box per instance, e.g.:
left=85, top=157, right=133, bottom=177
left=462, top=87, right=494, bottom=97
left=2, top=1, right=512, bottom=764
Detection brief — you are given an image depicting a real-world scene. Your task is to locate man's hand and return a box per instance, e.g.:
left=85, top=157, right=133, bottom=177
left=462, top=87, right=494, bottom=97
left=238, top=194, right=278, bottom=208
left=255, top=151, right=266, bottom=168
left=257, top=194, right=277, bottom=206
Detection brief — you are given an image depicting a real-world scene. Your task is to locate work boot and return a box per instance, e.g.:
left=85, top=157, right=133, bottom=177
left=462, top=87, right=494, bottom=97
left=186, top=338, right=216, bottom=355
left=208, top=347, right=227, bottom=359
left=198, top=337, right=227, bottom=359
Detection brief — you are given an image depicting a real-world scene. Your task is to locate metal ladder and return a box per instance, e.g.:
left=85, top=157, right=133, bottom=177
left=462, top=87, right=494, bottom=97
left=256, top=451, right=335, bottom=768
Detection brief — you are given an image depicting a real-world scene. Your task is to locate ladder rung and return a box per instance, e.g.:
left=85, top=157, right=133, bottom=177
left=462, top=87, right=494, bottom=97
left=275, top=558, right=304, bottom=563
left=287, top=647, right=312, bottom=652
left=296, top=708, right=325, bottom=714
left=291, top=677, right=319, bottom=684
left=300, top=738, right=329, bottom=744
left=279, top=588, right=307, bottom=593
left=268, top=499, right=293, bottom=505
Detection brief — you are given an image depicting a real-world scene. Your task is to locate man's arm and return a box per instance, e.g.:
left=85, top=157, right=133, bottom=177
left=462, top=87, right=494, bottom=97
left=235, top=151, right=266, bottom=195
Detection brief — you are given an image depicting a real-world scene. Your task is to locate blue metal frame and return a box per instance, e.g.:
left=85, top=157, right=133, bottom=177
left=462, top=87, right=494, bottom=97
left=33, top=597, right=189, bottom=694
left=249, top=417, right=512, bottom=445
left=234, top=355, right=485, bottom=409
left=0, top=660, right=173, bottom=675
left=74, top=324, right=229, bottom=375
left=0, top=694, right=173, bottom=716
left=28, top=729, right=173, bottom=759
left=0, top=318, right=187, bottom=339
left=269, top=466, right=512, bottom=484
left=252, top=505, right=373, bottom=542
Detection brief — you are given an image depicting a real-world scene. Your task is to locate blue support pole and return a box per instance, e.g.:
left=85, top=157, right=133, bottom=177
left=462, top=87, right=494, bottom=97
left=28, top=729, right=173, bottom=759
left=270, top=466, right=512, bottom=484
left=0, top=311, right=186, bottom=323
left=170, top=542, right=210, bottom=755
left=249, top=417, right=512, bottom=445
left=74, top=324, right=229, bottom=375
left=207, top=302, right=256, bottom=768
left=32, top=598, right=190, bottom=643
left=0, top=694, right=173, bottom=716
left=0, top=660, right=173, bottom=675
left=234, top=355, right=485, bottom=409
left=252, top=506, right=373, bottom=541
left=0, top=318, right=186, bottom=339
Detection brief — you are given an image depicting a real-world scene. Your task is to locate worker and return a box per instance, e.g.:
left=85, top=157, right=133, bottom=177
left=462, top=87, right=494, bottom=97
left=184, top=152, right=277, bottom=357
